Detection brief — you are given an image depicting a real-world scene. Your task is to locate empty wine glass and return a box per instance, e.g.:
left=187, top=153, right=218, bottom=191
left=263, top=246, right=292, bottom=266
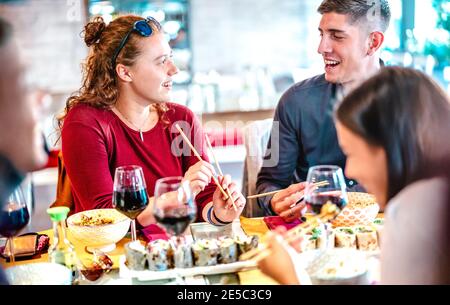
left=304, top=165, right=348, bottom=216
left=0, top=187, right=30, bottom=264
left=113, top=165, right=149, bottom=242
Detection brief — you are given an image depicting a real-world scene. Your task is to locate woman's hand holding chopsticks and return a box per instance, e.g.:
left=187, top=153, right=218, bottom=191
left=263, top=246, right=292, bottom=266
left=183, top=160, right=216, bottom=196
left=211, top=174, right=246, bottom=224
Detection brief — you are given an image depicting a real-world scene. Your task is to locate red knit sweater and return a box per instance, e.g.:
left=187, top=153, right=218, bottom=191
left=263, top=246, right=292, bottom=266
left=61, top=103, right=215, bottom=222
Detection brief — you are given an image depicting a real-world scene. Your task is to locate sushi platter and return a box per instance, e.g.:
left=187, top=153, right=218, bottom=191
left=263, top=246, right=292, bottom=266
left=297, top=219, right=383, bottom=257
left=119, top=224, right=260, bottom=281
left=119, top=255, right=257, bottom=281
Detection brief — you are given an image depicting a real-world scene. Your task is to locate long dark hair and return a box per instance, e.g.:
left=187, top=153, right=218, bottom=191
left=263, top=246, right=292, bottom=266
left=335, top=67, right=450, bottom=202
left=0, top=17, right=12, bottom=47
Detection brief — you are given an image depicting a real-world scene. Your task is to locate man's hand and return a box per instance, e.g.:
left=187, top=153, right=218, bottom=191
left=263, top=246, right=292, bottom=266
left=270, top=182, right=307, bottom=222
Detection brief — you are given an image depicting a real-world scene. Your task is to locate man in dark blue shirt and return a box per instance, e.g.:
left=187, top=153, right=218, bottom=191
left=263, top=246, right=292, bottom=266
left=256, top=0, right=391, bottom=221
left=0, top=17, right=49, bottom=285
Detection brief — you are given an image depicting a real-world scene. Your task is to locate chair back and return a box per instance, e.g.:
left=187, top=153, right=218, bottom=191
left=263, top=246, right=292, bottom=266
left=241, top=118, right=273, bottom=217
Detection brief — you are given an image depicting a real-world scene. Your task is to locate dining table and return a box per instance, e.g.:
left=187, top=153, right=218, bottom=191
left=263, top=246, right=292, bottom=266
left=1, top=213, right=383, bottom=285
left=0, top=216, right=280, bottom=285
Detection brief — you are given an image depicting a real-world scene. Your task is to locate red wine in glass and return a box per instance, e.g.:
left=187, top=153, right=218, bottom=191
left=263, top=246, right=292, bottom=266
left=153, top=176, right=196, bottom=239
left=113, top=188, right=149, bottom=219
left=113, top=165, right=148, bottom=242
left=0, top=203, right=30, bottom=238
left=305, top=191, right=348, bottom=215
left=304, top=165, right=348, bottom=217
left=154, top=204, right=196, bottom=236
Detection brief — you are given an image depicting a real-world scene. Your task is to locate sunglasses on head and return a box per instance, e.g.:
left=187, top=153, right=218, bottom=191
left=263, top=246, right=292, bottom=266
left=111, top=16, right=161, bottom=67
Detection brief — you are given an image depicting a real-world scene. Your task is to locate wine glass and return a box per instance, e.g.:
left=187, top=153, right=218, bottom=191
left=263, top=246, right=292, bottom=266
left=153, top=176, right=196, bottom=243
left=153, top=177, right=196, bottom=284
left=304, top=165, right=348, bottom=216
left=113, top=165, right=149, bottom=242
left=0, top=187, right=30, bottom=264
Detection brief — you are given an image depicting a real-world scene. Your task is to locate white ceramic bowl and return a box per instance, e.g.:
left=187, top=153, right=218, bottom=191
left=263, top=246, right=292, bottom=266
left=299, top=248, right=369, bottom=285
left=5, top=262, right=72, bottom=285
left=331, top=192, right=380, bottom=227
left=67, top=208, right=131, bottom=253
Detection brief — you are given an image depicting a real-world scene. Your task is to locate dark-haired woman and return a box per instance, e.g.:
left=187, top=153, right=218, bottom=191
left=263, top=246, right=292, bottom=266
left=257, top=67, right=450, bottom=284
left=58, top=15, right=245, bottom=227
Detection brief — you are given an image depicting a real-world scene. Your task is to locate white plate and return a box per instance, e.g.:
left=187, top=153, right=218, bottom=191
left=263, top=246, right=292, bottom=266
left=297, top=249, right=370, bottom=285
left=119, top=255, right=257, bottom=281
left=5, top=262, right=72, bottom=285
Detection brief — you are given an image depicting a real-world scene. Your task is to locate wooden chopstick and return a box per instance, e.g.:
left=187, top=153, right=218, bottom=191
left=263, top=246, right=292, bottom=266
left=247, top=180, right=330, bottom=199
left=204, top=135, right=237, bottom=211
left=246, top=190, right=281, bottom=199
left=174, top=124, right=229, bottom=200
left=239, top=203, right=338, bottom=262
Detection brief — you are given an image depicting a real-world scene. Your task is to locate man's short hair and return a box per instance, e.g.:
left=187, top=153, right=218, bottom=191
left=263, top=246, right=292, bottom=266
left=318, top=0, right=391, bottom=32
left=0, top=17, right=12, bottom=48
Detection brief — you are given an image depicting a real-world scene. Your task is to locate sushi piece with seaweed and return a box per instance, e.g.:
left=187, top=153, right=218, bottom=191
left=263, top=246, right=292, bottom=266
left=192, top=239, right=219, bottom=267
left=146, top=240, right=173, bottom=271
left=234, top=235, right=259, bottom=255
left=124, top=241, right=148, bottom=271
left=171, top=238, right=194, bottom=268
left=217, top=237, right=238, bottom=264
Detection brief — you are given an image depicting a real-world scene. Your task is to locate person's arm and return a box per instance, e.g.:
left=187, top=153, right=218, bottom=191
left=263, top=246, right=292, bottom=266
left=381, top=178, right=448, bottom=284
left=62, top=120, right=116, bottom=211
left=257, top=231, right=311, bottom=285
left=179, top=109, right=245, bottom=224
left=256, top=90, right=302, bottom=217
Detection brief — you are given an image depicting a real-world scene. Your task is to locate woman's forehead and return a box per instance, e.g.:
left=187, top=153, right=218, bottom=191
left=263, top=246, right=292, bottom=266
left=138, top=33, right=170, bottom=58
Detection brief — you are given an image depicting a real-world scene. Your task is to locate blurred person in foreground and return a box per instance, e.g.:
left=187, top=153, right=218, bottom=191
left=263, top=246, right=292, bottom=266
left=256, top=0, right=391, bottom=222
left=57, top=15, right=245, bottom=228
left=0, top=17, right=49, bottom=285
left=257, top=67, right=450, bottom=285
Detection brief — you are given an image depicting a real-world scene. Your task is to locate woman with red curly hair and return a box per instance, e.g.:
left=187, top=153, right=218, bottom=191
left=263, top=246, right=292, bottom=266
left=58, top=15, right=245, bottom=228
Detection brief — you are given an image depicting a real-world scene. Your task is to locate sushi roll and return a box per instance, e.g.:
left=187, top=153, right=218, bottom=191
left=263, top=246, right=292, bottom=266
left=372, top=218, right=384, bottom=244
left=355, top=226, right=378, bottom=251
left=124, top=241, right=147, bottom=271
left=146, top=240, right=173, bottom=271
left=324, top=223, right=336, bottom=249
left=192, top=239, right=219, bottom=267
left=234, top=235, right=259, bottom=255
left=171, top=240, right=193, bottom=269
left=217, top=237, right=238, bottom=264
left=312, top=224, right=328, bottom=250
left=299, top=232, right=317, bottom=252
left=334, top=227, right=357, bottom=249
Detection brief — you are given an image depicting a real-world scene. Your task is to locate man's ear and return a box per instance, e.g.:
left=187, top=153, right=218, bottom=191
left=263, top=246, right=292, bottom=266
left=115, top=64, right=133, bottom=82
left=367, top=31, right=384, bottom=56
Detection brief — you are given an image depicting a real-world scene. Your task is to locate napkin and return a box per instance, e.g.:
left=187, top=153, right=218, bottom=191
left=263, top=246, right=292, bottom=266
left=0, top=233, right=49, bottom=261
left=140, top=224, right=169, bottom=242
left=263, top=216, right=302, bottom=231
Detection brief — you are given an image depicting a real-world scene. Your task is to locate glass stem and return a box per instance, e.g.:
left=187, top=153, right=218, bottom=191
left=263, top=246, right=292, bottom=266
left=130, top=219, right=137, bottom=242
left=8, top=237, right=15, bottom=264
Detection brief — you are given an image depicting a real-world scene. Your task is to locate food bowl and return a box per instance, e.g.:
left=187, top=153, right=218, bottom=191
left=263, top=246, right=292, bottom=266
left=6, top=262, right=72, bottom=285
left=67, top=208, right=131, bottom=253
left=331, top=192, right=379, bottom=227
left=299, top=249, right=369, bottom=285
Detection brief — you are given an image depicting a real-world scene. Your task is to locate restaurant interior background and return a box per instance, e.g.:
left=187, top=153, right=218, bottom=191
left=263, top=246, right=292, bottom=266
left=0, top=0, right=449, bottom=231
